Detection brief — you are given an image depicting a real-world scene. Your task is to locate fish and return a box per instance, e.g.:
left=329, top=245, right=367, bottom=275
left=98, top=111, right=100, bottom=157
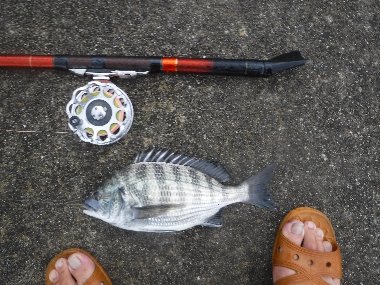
left=83, top=148, right=276, bottom=232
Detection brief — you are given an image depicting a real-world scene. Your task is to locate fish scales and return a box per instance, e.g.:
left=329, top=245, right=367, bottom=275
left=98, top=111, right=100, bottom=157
left=122, top=163, right=239, bottom=230
left=124, top=164, right=234, bottom=229
left=125, top=164, right=245, bottom=220
left=83, top=148, right=276, bottom=232
left=130, top=206, right=221, bottom=228
left=122, top=164, right=238, bottom=206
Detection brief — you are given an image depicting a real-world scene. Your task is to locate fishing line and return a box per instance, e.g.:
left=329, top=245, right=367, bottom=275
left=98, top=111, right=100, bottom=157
left=2, top=129, right=69, bottom=134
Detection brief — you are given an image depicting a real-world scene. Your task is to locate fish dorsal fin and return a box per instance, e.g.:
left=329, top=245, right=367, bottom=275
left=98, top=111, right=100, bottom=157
left=134, top=148, right=231, bottom=183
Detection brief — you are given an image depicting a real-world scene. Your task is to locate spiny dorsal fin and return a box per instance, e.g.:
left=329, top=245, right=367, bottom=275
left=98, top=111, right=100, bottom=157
left=134, top=148, right=231, bottom=183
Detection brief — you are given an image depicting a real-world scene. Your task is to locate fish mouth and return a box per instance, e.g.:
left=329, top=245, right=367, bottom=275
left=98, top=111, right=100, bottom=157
left=83, top=198, right=100, bottom=212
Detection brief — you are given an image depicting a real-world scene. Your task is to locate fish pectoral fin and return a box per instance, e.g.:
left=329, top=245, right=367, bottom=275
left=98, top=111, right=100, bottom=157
left=132, top=204, right=182, bottom=219
left=201, top=210, right=223, bottom=228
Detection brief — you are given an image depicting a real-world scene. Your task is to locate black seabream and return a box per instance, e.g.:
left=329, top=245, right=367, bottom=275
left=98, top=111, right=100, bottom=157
left=84, top=148, right=276, bottom=232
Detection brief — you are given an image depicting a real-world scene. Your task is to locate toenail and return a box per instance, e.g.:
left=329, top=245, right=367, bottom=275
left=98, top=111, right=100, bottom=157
left=56, top=259, right=64, bottom=269
left=307, top=221, right=316, bottom=229
left=323, top=241, right=333, bottom=252
left=68, top=255, right=82, bottom=270
left=49, top=270, right=58, bottom=281
left=290, top=221, right=304, bottom=236
left=316, top=228, right=324, bottom=238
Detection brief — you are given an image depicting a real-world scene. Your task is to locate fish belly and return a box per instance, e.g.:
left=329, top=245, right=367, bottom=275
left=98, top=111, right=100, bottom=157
left=123, top=205, right=224, bottom=232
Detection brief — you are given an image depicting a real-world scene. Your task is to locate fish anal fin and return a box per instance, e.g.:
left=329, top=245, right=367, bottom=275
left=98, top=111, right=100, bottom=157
left=132, top=204, right=182, bottom=219
left=201, top=210, right=223, bottom=228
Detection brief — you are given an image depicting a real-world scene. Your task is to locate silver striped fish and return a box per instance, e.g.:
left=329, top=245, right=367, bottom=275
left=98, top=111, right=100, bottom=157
left=84, top=148, right=276, bottom=232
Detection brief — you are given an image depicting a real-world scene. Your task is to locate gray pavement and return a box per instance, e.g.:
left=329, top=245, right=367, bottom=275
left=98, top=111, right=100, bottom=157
left=0, top=0, right=379, bottom=284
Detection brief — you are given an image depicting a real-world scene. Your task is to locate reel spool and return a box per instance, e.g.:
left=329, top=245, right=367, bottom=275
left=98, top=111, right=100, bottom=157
left=66, top=80, right=133, bottom=145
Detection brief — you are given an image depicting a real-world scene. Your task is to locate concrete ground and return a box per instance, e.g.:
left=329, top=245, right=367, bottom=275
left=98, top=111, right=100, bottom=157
left=0, top=0, right=378, bottom=284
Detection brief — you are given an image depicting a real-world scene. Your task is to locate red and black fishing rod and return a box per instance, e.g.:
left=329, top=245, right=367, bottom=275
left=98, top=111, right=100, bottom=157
left=0, top=51, right=308, bottom=146
left=0, top=51, right=307, bottom=76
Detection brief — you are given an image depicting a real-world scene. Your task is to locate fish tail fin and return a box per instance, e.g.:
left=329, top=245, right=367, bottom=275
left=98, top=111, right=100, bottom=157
left=242, top=164, right=276, bottom=210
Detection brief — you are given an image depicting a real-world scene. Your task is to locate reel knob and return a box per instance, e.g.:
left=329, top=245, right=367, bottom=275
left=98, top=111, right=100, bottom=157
left=91, top=105, right=107, bottom=120
left=69, top=116, right=82, bottom=127
left=66, top=80, right=133, bottom=145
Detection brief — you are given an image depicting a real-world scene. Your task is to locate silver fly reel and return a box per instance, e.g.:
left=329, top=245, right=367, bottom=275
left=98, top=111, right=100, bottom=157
left=66, top=80, right=133, bottom=145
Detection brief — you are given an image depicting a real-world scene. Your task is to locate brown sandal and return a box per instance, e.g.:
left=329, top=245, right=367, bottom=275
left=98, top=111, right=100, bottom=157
left=272, top=207, right=343, bottom=285
left=45, top=248, right=112, bottom=285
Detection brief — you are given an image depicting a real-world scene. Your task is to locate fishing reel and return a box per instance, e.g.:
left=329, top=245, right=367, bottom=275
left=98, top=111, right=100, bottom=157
left=66, top=70, right=147, bottom=145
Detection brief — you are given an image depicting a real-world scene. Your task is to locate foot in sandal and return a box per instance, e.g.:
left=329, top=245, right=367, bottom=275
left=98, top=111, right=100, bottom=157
left=45, top=248, right=112, bottom=285
left=272, top=207, right=342, bottom=285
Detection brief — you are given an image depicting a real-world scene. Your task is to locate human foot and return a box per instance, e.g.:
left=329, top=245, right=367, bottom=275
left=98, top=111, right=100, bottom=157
left=45, top=248, right=112, bottom=285
left=272, top=207, right=342, bottom=285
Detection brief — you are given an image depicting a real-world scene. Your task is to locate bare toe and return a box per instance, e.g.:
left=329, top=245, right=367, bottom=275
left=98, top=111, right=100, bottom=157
left=323, top=240, right=333, bottom=252
left=48, top=269, right=59, bottom=284
left=51, top=258, right=76, bottom=285
left=283, top=220, right=305, bottom=245
left=302, top=221, right=317, bottom=250
left=273, top=220, right=304, bottom=283
left=315, top=228, right=325, bottom=252
left=67, top=253, right=96, bottom=285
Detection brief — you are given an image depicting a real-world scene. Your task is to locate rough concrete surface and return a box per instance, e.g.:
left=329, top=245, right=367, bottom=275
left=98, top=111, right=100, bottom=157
left=0, top=0, right=379, bottom=284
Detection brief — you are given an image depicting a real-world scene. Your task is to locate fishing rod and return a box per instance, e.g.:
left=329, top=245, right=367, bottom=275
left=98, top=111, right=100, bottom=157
left=0, top=51, right=308, bottom=145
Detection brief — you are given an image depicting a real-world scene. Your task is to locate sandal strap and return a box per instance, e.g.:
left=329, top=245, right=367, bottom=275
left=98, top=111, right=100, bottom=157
left=273, top=233, right=342, bottom=285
